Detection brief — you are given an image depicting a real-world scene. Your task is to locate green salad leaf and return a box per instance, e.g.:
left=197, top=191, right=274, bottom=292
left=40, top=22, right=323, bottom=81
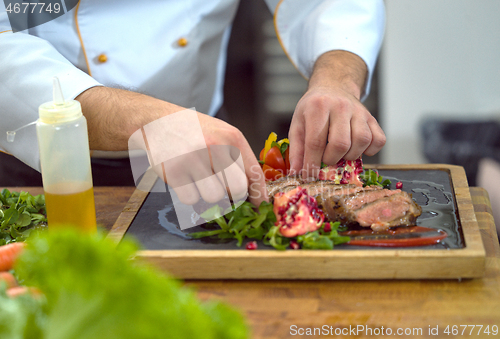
left=269, top=140, right=289, bottom=156
left=0, top=230, right=249, bottom=339
left=190, top=201, right=350, bottom=250
left=360, top=169, right=391, bottom=188
left=0, top=189, right=47, bottom=245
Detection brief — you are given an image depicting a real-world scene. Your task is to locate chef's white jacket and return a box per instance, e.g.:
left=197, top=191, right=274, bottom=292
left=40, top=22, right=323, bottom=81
left=0, top=0, right=385, bottom=171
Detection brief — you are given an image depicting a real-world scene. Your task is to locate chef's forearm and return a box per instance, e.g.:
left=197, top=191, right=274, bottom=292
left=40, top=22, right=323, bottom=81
left=308, top=50, right=367, bottom=100
left=75, top=86, right=185, bottom=151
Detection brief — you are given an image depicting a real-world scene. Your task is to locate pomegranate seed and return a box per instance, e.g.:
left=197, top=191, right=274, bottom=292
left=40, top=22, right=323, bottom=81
left=289, top=240, right=300, bottom=250
left=355, top=158, right=363, bottom=168
left=323, top=223, right=332, bottom=232
left=343, top=171, right=351, bottom=179
left=245, top=241, right=258, bottom=250
left=336, top=158, right=346, bottom=167
left=340, top=178, right=348, bottom=184
left=396, top=181, right=403, bottom=189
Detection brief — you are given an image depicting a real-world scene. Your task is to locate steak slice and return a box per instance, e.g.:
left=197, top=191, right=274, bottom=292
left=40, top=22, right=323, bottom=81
left=324, top=191, right=421, bottom=231
left=267, top=179, right=354, bottom=203
left=316, top=185, right=382, bottom=220
left=266, top=175, right=304, bottom=200
left=342, top=188, right=402, bottom=210
left=295, top=181, right=351, bottom=197
left=354, top=192, right=422, bottom=231
left=266, top=176, right=423, bottom=232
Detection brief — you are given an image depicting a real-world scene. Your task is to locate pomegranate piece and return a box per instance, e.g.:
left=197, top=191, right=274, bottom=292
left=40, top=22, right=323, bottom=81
left=289, top=240, right=300, bottom=250
left=273, top=187, right=325, bottom=237
left=396, top=181, right=403, bottom=189
left=323, top=222, right=332, bottom=233
left=245, top=241, right=258, bottom=250
left=318, top=157, right=364, bottom=187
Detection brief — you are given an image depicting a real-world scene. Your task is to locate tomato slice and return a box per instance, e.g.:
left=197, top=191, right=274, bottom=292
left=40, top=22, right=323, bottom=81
left=284, top=147, right=290, bottom=172
left=264, top=146, right=287, bottom=173
left=259, top=148, right=265, bottom=162
left=262, top=164, right=284, bottom=181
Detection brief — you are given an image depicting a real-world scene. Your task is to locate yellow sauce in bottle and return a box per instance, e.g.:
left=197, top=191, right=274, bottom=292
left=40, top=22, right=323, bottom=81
left=44, top=184, right=96, bottom=232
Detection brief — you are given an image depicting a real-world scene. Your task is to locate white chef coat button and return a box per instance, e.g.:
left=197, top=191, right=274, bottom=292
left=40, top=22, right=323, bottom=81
left=97, top=54, right=108, bottom=63
left=177, top=38, right=188, bottom=47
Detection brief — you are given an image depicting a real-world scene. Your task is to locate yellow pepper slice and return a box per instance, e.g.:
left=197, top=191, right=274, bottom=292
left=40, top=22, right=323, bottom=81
left=277, top=138, right=289, bottom=146
left=263, top=132, right=277, bottom=162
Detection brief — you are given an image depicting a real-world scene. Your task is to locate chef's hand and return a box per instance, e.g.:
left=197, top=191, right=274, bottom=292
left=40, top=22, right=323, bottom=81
left=159, top=112, right=268, bottom=207
left=76, top=87, right=267, bottom=207
left=288, top=50, right=386, bottom=179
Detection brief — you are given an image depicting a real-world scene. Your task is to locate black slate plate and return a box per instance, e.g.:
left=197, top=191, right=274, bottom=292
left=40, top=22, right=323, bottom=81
left=125, top=169, right=464, bottom=250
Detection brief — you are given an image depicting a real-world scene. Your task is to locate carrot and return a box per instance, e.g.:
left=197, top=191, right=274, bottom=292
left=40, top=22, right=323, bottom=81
left=0, top=271, right=18, bottom=289
left=0, top=242, right=25, bottom=271
left=6, top=286, right=29, bottom=298
left=6, top=286, right=41, bottom=298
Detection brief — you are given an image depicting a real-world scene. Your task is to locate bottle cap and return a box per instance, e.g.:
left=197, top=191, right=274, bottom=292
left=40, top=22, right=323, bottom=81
left=38, top=77, right=83, bottom=124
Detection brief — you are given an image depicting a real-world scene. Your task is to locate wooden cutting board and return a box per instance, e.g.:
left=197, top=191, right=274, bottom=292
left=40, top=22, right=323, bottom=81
left=107, top=164, right=486, bottom=279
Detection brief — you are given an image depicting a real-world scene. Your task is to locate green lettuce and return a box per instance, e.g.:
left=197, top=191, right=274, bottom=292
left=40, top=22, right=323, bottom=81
left=0, top=230, right=248, bottom=339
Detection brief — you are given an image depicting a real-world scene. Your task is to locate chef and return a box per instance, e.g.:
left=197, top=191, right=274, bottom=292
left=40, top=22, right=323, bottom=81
left=0, top=0, right=386, bottom=206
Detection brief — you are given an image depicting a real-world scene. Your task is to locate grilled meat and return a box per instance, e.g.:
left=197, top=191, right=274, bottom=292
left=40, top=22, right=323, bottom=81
left=266, top=175, right=304, bottom=201
left=266, top=176, right=422, bottom=231
left=353, top=191, right=422, bottom=231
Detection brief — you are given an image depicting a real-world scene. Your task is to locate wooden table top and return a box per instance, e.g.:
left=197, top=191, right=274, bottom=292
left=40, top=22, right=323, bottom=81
left=6, top=186, right=500, bottom=338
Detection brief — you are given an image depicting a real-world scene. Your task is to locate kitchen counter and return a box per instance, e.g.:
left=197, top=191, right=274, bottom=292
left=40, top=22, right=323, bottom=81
left=6, top=186, right=499, bottom=338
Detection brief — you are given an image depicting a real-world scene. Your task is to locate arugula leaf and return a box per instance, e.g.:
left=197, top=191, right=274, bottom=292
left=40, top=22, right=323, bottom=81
left=0, top=190, right=47, bottom=245
left=360, top=169, right=392, bottom=188
left=189, top=202, right=349, bottom=250
left=0, top=229, right=249, bottom=339
left=264, top=225, right=290, bottom=250
left=298, top=232, right=334, bottom=250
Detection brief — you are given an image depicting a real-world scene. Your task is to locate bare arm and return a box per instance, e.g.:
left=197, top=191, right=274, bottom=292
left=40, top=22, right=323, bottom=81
left=76, top=86, right=183, bottom=151
left=75, top=86, right=268, bottom=205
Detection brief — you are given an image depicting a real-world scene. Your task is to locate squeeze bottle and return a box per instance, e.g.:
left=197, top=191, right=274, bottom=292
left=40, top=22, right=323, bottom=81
left=37, top=77, right=97, bottom=232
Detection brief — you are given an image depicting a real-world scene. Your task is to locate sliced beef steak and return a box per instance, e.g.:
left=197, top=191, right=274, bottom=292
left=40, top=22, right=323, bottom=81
left=318, top=190, right=421, bottom=231
left=342, top=188, right=402, bottom=210
left=353, top=192, right=422, bottom=230
left=267, top=179, right=353, bottom=203
left=266, top=175, right=304, bottom=200
left=266, top=175, right=422, bottom=231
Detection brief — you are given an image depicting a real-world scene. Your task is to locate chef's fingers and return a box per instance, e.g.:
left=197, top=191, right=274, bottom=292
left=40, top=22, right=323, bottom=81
left=183, top=148, right=227, bottom=204
left=151, top=163, right=198, bottom=204
left=363, top=116, right=386, bottom=156
left=194, top=175, right=226, bottom=204
left=302, top=112, right=329, bottom=179
left=221, top=161, right=248, bottom=202
left=209, top=145, right=248, bottom=202
left=321, top=107, right=352, bottom=166
left=216, top=128, right=267, bottom=205
left=159, top=161, right=202, bottom=205
left=288, top=113, right=305, bottom=176
left=157, top=148, right=214, bottom=204
left=342, top=110, right=373, bottom=160
left=172, top=182, right=201, bottom=205
left=237, top=139, right=268, bottom=205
